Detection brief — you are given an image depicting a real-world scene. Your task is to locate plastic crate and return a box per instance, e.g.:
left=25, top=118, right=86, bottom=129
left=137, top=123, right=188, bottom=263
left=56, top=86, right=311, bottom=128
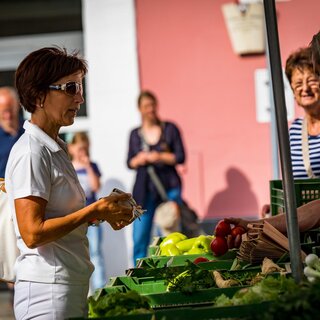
left=136, top=249, right=237, bottom=268
left=110, top=268, right=284, bottom=297
left=126, top=259, right=240, bottom=278
left=154, top=301, right=272, bottom=319
left=108, top=276, right=167, bottom=294
left=70, top=301, right=272, bottom=319
left=270, top=179, right=320, bottom=215
left=143, top=286, right=248, bottom=309
left=68, top=313, right=155, bottom=320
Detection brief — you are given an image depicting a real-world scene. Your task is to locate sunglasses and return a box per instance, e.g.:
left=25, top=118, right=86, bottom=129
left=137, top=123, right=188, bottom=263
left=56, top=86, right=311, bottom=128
left=49, top=81, right=83, bottom=96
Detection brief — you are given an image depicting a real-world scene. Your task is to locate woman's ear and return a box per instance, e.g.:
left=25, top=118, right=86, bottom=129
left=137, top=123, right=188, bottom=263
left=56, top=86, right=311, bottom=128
left=36, top=93, right=46, bottom=109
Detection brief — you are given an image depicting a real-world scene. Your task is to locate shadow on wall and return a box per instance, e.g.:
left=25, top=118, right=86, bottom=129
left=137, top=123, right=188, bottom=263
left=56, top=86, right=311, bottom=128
left=206, top=167, right=259, bottom=219
left=97, top=178, right=133, bottom=282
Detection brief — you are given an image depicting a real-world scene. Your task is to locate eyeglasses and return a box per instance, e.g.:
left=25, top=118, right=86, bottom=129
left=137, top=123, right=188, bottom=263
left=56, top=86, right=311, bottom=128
left=49, top=81, right=83, bottom=96
left=292, top=77, right=320, bottom=92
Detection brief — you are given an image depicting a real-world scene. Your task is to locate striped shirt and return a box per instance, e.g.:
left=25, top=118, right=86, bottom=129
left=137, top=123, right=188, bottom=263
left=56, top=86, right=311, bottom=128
left=289, top=117, right=320, bottom=179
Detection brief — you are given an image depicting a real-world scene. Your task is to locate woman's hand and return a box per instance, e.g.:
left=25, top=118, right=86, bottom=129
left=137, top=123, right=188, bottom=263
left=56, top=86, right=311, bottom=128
left=94, top=192, right=134, bottom=230
left=260, top=204, right=271, bottom=218
left=130, top=151, right=149, bottom=168
left=146, top=150, right=160, bottom=163
left=224, top=217, right=251, bottom=231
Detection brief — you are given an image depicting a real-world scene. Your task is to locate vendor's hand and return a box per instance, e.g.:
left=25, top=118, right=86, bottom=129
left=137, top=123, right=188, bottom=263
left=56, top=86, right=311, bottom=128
left=224, top=217, right=250, bottom=231
left=261, top=204, right=271, bottom=218
left=95, top=193, right=134, bottom=230
left=226, top=234, right=242, bottom=249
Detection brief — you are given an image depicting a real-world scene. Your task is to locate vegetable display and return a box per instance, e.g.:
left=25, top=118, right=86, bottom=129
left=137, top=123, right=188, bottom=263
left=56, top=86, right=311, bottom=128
left=258, top=280, right=320, bottom=320
left=159, top=232, right=214, bottom=256
left=166, top=261, right=215, bottom=293
left=211, top=220, right=246, bottom=256
left=214, top=276, right=298, bottom=307
left=87, top=224, right=320, bottom=319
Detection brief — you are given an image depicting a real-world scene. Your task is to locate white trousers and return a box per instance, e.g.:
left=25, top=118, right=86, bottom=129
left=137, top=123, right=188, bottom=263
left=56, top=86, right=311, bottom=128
left=14, top=280, right=89, bottom=320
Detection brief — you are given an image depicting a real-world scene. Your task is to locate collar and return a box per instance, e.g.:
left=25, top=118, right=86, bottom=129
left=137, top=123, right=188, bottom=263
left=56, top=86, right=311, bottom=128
left=23, top=120, right=67, bottom=153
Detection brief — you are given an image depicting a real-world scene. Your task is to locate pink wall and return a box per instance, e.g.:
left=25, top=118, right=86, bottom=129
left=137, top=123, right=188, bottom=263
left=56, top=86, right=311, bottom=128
left=135, top=0, right=320, bottom=219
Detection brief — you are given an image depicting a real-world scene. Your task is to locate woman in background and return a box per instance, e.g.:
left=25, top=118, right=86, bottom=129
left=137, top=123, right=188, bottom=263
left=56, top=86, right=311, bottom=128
left=68, top=132, right=107, bottom=293
left=127, top=90, right=186, bottom=264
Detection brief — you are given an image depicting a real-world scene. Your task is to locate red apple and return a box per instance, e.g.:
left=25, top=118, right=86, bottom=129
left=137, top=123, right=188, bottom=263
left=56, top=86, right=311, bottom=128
left=214, top=220, right=231, bottom=237
left=210, top=236, right=228, bottom=257
left=230, top=226, right=246, bottom=239
left=193, top=257, right=209, bottom=264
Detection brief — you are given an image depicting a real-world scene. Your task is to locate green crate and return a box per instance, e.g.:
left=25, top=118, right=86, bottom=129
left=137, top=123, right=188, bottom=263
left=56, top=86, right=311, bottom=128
left=301, top=228, right=320, bottom=244
left=136, top=249, right=237, bottom=268
left=270, top=179, right=320, bottom=215
left=144, top=286, right=247, bottom=309
left=147, top=236, right=162, bottom=256
left=154, top=301, right=272, bottom=319
left=69, top=313, right=155, bottom=320
left=108, top=276, right=167, bottom=294
left=126, top=259, right=239, bottom=278
left=70, top=301, right=272, bottom=319
left=110, top=268, right=281, bottom=296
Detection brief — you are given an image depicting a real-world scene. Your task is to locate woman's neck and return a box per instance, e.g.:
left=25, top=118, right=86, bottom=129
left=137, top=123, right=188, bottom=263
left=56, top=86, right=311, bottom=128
left=142, top=118, right=160, bottom=129
left=305, top=113, right=320, bottom=135
left=31, top=116, right=59, bottom=141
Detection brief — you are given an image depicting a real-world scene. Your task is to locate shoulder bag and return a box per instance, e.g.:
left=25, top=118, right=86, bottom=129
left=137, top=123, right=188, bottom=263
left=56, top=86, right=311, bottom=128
left=139, top=127, right=202, bottom=237
left=302, top=117, right=316, bottom=178
left=0, top=179, right=19, bottom=283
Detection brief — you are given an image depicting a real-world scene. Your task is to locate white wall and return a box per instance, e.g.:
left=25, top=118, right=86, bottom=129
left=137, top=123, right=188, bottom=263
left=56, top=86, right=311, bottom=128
left=82, top=0, right=140, bottom=281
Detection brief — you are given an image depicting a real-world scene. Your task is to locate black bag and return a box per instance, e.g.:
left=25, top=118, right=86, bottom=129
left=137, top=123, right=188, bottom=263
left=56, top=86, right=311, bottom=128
left=179, top=200, right=203, bottom=238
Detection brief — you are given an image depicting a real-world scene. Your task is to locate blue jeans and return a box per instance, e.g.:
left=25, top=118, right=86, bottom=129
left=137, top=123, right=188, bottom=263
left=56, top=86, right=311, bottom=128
left=87, top=224, right=106, bottom=291
left=133, top=187, right=182, bottom=265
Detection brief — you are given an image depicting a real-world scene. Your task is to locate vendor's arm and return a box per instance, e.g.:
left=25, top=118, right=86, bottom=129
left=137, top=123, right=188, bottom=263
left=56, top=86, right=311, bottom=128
left=15, top=192, right=133, bottom=249
left=225, top=199, right=320, bottom=234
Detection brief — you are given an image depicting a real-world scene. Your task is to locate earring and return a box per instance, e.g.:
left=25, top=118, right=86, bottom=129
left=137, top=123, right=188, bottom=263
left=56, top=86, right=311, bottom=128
left=40, top=103, right=44, bottom=108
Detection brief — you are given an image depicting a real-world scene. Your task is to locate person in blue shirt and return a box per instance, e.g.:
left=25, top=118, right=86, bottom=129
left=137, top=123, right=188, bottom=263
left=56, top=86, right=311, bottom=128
left=127, top=90, right=186, bottom=265
left=0, top=87, right=24, bottom=178
left=68, top=132, right=107, bottom=292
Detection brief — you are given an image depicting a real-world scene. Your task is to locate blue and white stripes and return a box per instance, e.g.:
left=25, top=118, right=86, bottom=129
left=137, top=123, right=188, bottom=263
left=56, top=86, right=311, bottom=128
left=290, top=117, right=320, bottom=179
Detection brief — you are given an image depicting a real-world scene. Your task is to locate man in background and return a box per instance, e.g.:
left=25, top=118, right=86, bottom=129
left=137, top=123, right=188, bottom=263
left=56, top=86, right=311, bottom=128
left=0, top=87, right=24, bottom=307
left=0, top=86, right=24, bottom=178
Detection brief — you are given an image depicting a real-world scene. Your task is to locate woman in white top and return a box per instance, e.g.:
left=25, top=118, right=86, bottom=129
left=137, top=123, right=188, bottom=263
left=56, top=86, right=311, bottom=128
left=5, top=47, right=134, bottom=320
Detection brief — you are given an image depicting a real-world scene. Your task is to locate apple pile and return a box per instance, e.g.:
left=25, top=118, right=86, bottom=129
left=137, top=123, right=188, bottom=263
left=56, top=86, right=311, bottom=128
left=210, top=220, right=246, bottom=257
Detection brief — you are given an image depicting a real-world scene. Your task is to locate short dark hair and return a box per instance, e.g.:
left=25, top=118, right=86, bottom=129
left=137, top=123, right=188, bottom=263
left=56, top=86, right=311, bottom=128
left=15, top=46, right=87, bottom=113
left=285, top=47, right=314, bottom=84
left=310, top=31, right=320, bottom=75
left=137, top=90, right=158, bottom=107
